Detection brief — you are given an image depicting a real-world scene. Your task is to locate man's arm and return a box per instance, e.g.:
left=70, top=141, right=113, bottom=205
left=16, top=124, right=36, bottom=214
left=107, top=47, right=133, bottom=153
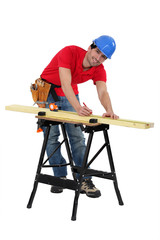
left=96, top=81, right=119, bottom=119
left=59, top=67, right=92, bottom=116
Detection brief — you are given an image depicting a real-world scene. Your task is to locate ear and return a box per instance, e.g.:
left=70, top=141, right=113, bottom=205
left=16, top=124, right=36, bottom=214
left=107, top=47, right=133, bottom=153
left=88, top=46, right=91, bottom=51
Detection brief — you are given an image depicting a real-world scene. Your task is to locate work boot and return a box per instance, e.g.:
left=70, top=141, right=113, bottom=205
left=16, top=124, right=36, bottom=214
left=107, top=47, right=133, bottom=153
left=80, top=179, right=101, bottom=198
left=50, top=177, right=66, bottom=193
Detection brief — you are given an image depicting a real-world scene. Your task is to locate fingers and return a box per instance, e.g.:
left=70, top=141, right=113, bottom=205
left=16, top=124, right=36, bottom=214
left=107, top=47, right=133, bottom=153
left=78, top=106, right=92, bottom=116
left=112, top=114, right=119, bottom=120
left=110, top=113, right=119, bottom=119
left=102, top=112, right=119, bottom=119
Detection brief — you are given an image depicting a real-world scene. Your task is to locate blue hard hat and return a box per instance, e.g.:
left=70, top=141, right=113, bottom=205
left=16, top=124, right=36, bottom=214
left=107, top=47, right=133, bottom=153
left=93, top=35, right=116, bottom=59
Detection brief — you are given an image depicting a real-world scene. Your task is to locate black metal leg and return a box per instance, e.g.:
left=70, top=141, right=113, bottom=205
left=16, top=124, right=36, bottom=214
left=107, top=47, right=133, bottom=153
left=103, top=129, right=124, bottom=205
left=71, top=182, right=82, bottom=221
left=113, top=180, right=124, bottom=205
left=71, top=131, right=94, bottom=221
left=27, top=125, right=51, bottom=208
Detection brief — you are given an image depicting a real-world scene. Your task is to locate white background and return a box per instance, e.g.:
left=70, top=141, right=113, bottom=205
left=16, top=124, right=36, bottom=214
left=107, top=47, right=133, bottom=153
left=0, top=0, right=160, bottom=239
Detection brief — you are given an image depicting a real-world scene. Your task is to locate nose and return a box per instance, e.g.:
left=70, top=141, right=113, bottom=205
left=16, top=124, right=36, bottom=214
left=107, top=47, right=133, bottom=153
left=96, top=54, right=101, bottom=61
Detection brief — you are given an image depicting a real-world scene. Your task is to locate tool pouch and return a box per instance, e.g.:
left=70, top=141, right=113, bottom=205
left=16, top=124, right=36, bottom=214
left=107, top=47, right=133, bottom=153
left=30, top=78, right=51, bottom=108
left=30, top=84, right=39, bottom=102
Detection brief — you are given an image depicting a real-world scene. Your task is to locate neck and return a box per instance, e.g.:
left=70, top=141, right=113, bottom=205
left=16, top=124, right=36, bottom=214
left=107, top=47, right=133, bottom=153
left=83, top=66, right=91, bottom=71
left=82, top=53, right=91, bottom=70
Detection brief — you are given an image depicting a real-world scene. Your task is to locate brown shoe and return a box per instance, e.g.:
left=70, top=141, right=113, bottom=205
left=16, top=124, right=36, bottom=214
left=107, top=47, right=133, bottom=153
left=80, top=179, right=101, bottom=198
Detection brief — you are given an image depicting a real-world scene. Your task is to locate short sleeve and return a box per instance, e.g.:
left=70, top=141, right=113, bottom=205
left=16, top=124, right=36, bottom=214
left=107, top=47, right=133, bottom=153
left=92, top=65, right=107, bottom=84
left=57, top=46, right=73, bottom=69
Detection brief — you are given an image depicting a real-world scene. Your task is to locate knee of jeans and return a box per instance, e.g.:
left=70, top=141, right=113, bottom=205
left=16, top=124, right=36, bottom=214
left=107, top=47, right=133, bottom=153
left=69, top=134, right=85, bottom=149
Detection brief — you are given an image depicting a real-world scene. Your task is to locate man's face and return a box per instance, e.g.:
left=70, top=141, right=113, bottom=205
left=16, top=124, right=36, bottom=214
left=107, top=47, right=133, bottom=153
left=86, top=46, right=107, bottom=67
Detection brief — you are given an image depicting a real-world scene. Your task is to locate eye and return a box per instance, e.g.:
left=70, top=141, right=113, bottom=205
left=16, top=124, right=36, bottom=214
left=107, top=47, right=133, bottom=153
left=102, top=55, right=107, bottom=60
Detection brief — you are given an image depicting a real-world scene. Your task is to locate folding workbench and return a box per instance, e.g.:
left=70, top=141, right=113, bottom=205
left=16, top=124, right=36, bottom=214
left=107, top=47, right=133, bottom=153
left=5, top=105, right=154, bottom=220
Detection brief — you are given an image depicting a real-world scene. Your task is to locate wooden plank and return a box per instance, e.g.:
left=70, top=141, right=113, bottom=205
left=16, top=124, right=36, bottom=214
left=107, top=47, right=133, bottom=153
left=5, top=104, right=154, bottom=129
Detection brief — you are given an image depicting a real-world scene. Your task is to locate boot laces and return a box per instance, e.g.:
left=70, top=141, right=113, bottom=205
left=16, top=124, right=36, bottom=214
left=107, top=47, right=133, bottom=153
left=84, top=179, right=95, bottom=189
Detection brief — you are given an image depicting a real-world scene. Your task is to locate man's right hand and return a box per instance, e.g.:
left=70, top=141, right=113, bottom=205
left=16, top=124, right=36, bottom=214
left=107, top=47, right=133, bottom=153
left=77, top=105, right=92, bottom=116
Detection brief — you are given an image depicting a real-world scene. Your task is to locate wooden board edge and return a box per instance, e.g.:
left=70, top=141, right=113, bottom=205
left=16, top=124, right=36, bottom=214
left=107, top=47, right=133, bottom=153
left=36, top=116, right=100, bottom=126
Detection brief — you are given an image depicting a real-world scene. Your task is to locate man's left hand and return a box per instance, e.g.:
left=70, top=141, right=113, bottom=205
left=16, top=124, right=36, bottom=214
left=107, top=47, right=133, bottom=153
left=102, top=112, right=119, bottom=120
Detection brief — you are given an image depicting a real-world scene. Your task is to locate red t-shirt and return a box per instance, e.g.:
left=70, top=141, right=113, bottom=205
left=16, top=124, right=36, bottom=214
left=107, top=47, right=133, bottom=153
left=41, top=45, right=107, bottom=96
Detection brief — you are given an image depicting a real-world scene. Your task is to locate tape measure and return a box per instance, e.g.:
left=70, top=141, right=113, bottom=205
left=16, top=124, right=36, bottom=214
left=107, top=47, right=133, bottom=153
left=49, top=103, right=58, bottom=111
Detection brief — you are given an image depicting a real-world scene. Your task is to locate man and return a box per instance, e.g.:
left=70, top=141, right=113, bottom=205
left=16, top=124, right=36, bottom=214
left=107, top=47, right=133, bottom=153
left=40, top=35, right=118, bottom=198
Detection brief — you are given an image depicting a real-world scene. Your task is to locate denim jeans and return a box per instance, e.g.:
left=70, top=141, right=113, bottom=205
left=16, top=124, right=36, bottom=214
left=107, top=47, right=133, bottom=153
left=43, top=93, right=86, bottom=177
